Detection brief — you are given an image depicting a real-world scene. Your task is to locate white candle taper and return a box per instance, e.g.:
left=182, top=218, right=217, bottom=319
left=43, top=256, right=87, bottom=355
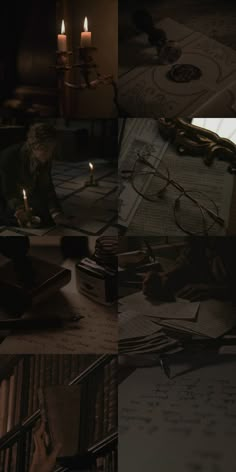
left=58, top=19, right=68, bottom=52
left=23, top=189, right=30, bottom=212
left=81, top=17, right=92, bottom=48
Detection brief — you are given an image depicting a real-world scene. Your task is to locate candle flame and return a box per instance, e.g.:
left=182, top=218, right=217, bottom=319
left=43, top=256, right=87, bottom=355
left=89, top=162, right=93, bottom=171
left=61, top=19, right=65, bottom=34
left=84, top=17, right=88, bottom=32
left=23, top=189, right=26, bottom=198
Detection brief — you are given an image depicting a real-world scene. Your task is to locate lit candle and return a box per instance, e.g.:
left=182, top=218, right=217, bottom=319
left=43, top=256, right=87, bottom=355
left=57, top=19, right=67, bottom=52
left=23, top=189, right=30, bottom=212
left=89, top=162, right=94, bottom=184
left=81, top=17, right=92, bottom=48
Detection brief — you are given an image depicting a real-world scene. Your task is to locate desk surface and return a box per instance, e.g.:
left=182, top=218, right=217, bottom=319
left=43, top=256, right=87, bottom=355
left=0, top=256, right=118, bottom=354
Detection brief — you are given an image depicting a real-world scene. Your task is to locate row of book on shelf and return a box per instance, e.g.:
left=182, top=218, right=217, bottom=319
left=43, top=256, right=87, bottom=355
left=0, top=355, right=118, bottom=472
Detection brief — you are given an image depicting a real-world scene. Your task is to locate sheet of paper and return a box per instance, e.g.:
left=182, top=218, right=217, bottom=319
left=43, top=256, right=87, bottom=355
left=0, top=291, right=117, bottom=354
left=119, top=312, right=162, bottom=340
left=118, top=118, right=169, bottom=227
left=119, top=361, right=236, bottom=472
left=119, top=18, right=236, bottom=117
left=120, top=291, right=199, bottom=320
left=159, top=299, right=236, bottom=338
left=128, top=141, right=229, bottom=235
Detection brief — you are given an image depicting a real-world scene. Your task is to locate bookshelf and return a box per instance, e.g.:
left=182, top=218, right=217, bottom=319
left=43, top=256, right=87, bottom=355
left=0, top=354, right=118, bottom=472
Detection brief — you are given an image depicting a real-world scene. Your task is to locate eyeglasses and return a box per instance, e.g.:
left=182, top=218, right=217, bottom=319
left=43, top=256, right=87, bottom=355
left=121, top=149, right=225, bottom=235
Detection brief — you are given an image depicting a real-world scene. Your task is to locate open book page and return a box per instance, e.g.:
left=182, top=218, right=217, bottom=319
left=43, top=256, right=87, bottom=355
left=119, top=360, right=236, bottom=472
left=119, top=119, right=169, bottom=227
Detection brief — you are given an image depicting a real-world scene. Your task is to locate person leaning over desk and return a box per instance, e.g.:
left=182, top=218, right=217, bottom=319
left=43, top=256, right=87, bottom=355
left=142, top=237, right=236, bottom=302
left=0, top=123, right=70, bottom=227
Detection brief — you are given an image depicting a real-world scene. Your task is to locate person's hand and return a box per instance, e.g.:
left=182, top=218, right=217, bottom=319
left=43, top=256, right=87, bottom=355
left=15, top=208, right=32, bottom=227
left=29, top=421, right=62, bottom=472
left=53, top=212, right=71, bottom=227
left=142, top=271, right=175, bottom=301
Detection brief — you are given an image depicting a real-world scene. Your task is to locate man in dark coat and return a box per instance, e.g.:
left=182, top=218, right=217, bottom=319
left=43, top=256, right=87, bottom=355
left=0, top=123, right=69, bottom=227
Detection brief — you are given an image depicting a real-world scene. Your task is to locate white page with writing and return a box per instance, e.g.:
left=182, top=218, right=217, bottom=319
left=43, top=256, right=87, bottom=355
left=119, top=361, right=236, bottom=472
left=119, top=119, right=169, bottom=227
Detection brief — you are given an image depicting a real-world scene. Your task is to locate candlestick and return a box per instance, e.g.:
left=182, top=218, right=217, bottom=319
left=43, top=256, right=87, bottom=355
left=23, top=189, right=30, bottom=212
left=81, top=17, right=92, bottom=48
left=58, top=19, right=68, bottom=52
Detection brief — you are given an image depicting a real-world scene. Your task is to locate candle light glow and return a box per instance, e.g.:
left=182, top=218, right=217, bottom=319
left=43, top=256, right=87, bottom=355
left=89, top=162, right=94, bottom=183
left=84, top=17, right=88, bottom=32
left=61, top=19, right=65, bottom=35
left=23, top=189, right=30, bottom=212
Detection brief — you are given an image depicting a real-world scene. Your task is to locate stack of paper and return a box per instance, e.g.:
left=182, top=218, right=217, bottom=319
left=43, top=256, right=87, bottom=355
left=158, top=299, right=236, bottom=338
left=119, top=310, right=180, bottom=355
left=120, top=292, right=236, bottom=339
left=120, top=291, right=199, bottom=320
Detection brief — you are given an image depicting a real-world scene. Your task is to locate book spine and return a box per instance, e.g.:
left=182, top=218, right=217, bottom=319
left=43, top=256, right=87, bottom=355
left=39, top=354, right=45, bottom=390
left=24, top=429, right=32, bottom=472
left=3, top=447, right=11, bottom=472
left=58, top=355, right=64, bottom=385
left=14, top=359, right=24, bottom=427
left=20, top=357, right=30, bottom=422
left=108, top=358, right=117, bottom=434
left=10, top=443, right=18, bottom=472
left=28, top=356, right=35, bottom=417
left=6, top=369, right=17, bottom=433
left=94, top=371, right=104, bottom=444
left=0, top=378, right=10, bottom=436
left=44, top=355, right=52, bottom=386
left=103, top=364, right=110, bottom=438
left=87, top=372, right=96, bottom=448
left=32, top=355, right=40, bottom=413
left=51, top=355, right=59, bottom=385
left=63, top=355, right=71, bottom=384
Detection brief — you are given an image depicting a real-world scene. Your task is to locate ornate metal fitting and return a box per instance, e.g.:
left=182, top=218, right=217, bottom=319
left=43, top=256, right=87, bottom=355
left=157, top=118, right=236, bottom=173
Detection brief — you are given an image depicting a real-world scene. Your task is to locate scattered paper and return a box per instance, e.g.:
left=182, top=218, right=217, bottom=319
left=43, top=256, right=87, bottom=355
left=120, top=291, right=199, bottom=320
left=159, top=299, right=236, bottom=338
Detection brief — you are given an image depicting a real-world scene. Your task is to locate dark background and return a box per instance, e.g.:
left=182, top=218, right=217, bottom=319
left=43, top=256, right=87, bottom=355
left=0, top=1, right=57, bottom=116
